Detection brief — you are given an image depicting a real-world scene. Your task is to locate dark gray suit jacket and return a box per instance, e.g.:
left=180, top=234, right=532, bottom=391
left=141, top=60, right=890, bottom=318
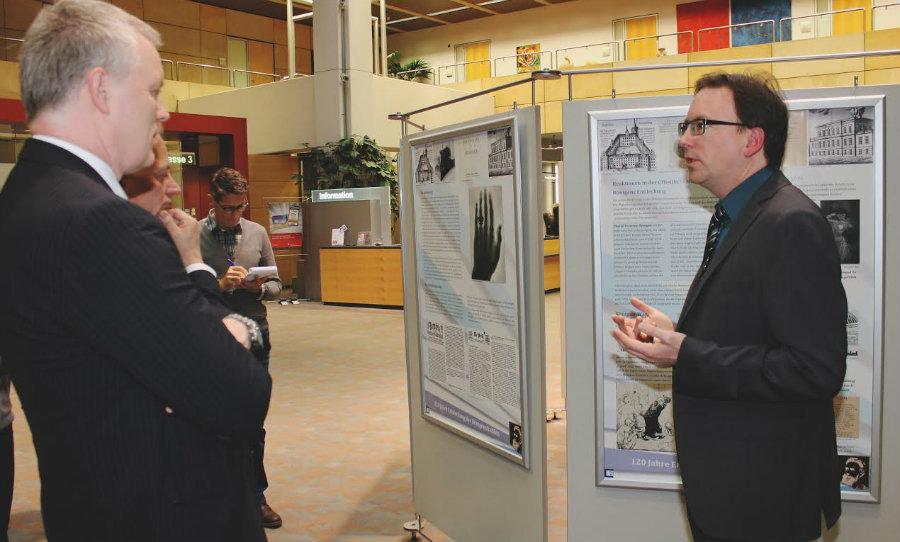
left=0, top=139, right=270, bottom=541
left=674, top=170, right=847, bottom=540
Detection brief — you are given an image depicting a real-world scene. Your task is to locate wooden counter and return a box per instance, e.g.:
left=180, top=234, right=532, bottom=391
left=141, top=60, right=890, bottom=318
left=320, top=239, right=558, bottom=307
left=544, top=237, right=560, bottom=292
left=319, top=246, right=404, bottom=307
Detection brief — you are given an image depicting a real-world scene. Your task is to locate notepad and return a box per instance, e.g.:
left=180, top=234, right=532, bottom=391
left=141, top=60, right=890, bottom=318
left=245, top=266, right=277, bottom=280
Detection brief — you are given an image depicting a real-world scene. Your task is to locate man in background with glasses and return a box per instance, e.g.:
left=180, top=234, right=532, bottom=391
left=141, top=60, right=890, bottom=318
left=612, top=72, right=847, bottom=541
left=202, top=167, right=284, bottom=529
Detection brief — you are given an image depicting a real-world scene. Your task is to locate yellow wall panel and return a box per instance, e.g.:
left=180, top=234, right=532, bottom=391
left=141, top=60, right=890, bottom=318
left=615, top=88, right=691, bottom=99
left=832, top=0, right=869, bottom=34
left=295, top=24, right=313, bottom=50
left=144, top=0, right=199, bottom=29
left=0, top=28, right=23, bottom=63
left=777, top=72, right=863, bottom=90
left=249, top=154, right=298, bottom=182
left=0, top=59, right=18, bottom=99
left=571, top=71, right=613, bottom=99
left=185, top=81, right=232, bottom=99
left=274, top=44, right=288, bottom=71
left=296, top=48, right=312, bottom=74
left=543, top=77, right=571, bottom=102
left=248, top=40, right=275, bottom=85
left=865, top=69, right=900, bottom=85
left=225, top=9, right=274, bottom=43
left=4, top=0, right=40, bottom=31
left=542, top=100, right=562, bottom=133
left=772, top=33, right=865, bottom=79
left=201, top=31, right=227, bottom=63
left=199, top=4, right=226, bottom=34
left=613, top=54, right=689, bottom=95
left=107, top=0, right=143, bottom=19
left=490, top=74, right=542, bottom=107
left=443, top=80, right=485, bottom=93
left=865, top=29, right=900, bottom=71
left=160, top=79, right=190, bottom=111
left=274, top=22, right=311, bottom=49
left=152, top=21, right=202, bottom=58
left=687, top=43, right=773, bottom=84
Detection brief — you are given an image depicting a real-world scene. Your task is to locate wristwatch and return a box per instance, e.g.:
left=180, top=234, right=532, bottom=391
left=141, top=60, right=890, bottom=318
left=223, top=313, right=264, bottom=351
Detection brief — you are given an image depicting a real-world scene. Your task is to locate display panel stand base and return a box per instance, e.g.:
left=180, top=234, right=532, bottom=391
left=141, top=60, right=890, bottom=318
left=403, top=514, right=433, bottom=541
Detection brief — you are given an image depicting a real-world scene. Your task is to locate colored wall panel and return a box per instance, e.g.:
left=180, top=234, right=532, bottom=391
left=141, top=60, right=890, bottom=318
left=677, top=0, right=730, bottom=53
left=731, top=0, right=789, bottom=45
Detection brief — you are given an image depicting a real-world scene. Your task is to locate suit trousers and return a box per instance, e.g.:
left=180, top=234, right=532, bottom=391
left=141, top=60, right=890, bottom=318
left=252, top=329, right=272, bottom=503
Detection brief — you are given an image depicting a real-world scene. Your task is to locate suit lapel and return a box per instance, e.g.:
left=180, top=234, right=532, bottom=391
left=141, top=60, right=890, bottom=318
left=677, top=171, right=790, bottom=327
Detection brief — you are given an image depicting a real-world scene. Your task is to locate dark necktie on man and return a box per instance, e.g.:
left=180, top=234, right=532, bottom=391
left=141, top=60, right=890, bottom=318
left=700, top=203, right=729, bottom=274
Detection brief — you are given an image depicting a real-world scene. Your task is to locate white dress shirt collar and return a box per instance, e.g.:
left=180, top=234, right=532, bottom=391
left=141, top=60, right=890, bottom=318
left=32, top=135, right=127, bottom=199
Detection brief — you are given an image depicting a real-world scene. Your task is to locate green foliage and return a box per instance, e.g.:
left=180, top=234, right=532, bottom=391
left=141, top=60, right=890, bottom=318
left=387, top=51, right=431, bottom=81
left=304, top=135, right=398, bottom=220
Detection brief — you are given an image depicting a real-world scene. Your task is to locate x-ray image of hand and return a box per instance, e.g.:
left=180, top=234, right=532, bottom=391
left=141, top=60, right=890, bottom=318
left=472, top=189, right=502, bottom=281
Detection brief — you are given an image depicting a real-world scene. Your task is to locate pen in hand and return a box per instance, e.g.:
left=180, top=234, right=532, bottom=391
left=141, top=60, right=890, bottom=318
left=227, top=258, right=235, bottom=266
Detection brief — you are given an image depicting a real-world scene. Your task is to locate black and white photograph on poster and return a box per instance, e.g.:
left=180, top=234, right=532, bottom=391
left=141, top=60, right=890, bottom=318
left=469, top=186, right=505, bottom=283
left=488, top=127, right=513, bottom=177
left=600, top=119, right=657, bottom=172
left=438, top=144, right=456, bottom=181
left=821, top=199, right=860, bottom=264
left=840, top=455, right=870, bottom=491
left=414, top=147, right=437, bottom=184
left=509, top=422, right=523, bottom=454
left=615, top=382, right=673, bottom=452
left=808, top=107, right=875, bottom=165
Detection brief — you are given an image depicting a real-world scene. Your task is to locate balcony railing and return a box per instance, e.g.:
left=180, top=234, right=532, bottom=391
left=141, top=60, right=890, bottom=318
left=555, top=42, right=619, bottom=69
left=780, top=7, right=867, bottom=41
left=624, top=30, right=693, bottom=60
left=697, top=20, right=776, bottom=50
left=493, top=50, right=554, bottom=77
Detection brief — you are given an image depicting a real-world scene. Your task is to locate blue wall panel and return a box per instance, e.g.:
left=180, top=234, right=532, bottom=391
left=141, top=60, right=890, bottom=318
left=731, top=0, right=792, bottom=45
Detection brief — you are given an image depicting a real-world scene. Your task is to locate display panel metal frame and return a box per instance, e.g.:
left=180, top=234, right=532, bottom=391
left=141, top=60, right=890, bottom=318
left=404, top=111, right=531, bottom=467
left=588, top=95, right=885, bottom=503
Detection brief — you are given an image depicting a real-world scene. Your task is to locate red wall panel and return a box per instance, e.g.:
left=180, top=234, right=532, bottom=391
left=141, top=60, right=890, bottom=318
left=676, top=0, right=730, bottom=53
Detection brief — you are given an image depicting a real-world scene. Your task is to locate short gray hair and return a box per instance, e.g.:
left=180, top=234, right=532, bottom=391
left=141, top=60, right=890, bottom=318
left=19, top=0, right=161, bottom=121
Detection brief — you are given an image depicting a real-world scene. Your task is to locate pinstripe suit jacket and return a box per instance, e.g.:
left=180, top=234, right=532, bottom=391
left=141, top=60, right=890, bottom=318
left=0, top=139, right=270, bottom=541
left=673, top=171, right=847, bottom=540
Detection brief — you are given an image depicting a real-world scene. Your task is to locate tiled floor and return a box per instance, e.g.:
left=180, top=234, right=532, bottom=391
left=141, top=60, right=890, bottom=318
left=8, top=293, right=566, bottom=541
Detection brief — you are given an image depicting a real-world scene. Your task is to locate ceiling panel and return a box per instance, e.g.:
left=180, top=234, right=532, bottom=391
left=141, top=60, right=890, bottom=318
left=438, top=10, right=493, bottom=24
left=489, top=0, right=548, bottom=15
left=389, top=18, right=442, bottom=33
left=188, top=0, right=578, bottom=31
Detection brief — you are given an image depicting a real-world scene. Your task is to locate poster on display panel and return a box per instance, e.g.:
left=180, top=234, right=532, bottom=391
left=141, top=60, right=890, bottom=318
left=590, top=96, right=884, bottom=502
left=408, top=115, right=529, bottom=466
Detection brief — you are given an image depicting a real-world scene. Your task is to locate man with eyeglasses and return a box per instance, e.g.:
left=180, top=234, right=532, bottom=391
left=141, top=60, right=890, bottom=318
left=201, top=167, right=284, bottom=529
left=612, top=72, right=847, bottom=541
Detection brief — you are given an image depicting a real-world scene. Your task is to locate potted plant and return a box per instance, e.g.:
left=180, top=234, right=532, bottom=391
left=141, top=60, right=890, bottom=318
left=301, top=134, right=399, bottom=224
left=388, top=51, right=431, bottom=82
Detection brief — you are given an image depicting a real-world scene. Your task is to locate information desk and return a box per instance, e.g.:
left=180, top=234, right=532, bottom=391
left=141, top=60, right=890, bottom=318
left=319, top=245, right=403, bottom=307
left=544, top=237, right=560, bottom=292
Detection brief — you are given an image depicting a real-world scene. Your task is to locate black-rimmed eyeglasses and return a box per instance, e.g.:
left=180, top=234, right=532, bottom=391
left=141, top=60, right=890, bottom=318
left=678, top=118, right=749, bottom=136
left=217, top=201, right=249, bottom=214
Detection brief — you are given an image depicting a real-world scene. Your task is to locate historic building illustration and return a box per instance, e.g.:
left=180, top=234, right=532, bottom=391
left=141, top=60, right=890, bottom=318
left=602, top=120, right=656, bottom=171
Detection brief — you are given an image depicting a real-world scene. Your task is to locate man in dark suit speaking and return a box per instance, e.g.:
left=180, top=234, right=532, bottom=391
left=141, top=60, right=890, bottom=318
left=612, top=73, right=847, bottom=541
left=0, top=1, right=270, bottom=540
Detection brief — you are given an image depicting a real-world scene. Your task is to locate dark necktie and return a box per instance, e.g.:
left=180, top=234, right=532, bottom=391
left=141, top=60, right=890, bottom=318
left=700, top=203, right=728, bottom=274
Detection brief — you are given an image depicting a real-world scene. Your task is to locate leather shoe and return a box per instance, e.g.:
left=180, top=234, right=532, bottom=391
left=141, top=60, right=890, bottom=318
left=260, top=503, right=282, bottom=529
